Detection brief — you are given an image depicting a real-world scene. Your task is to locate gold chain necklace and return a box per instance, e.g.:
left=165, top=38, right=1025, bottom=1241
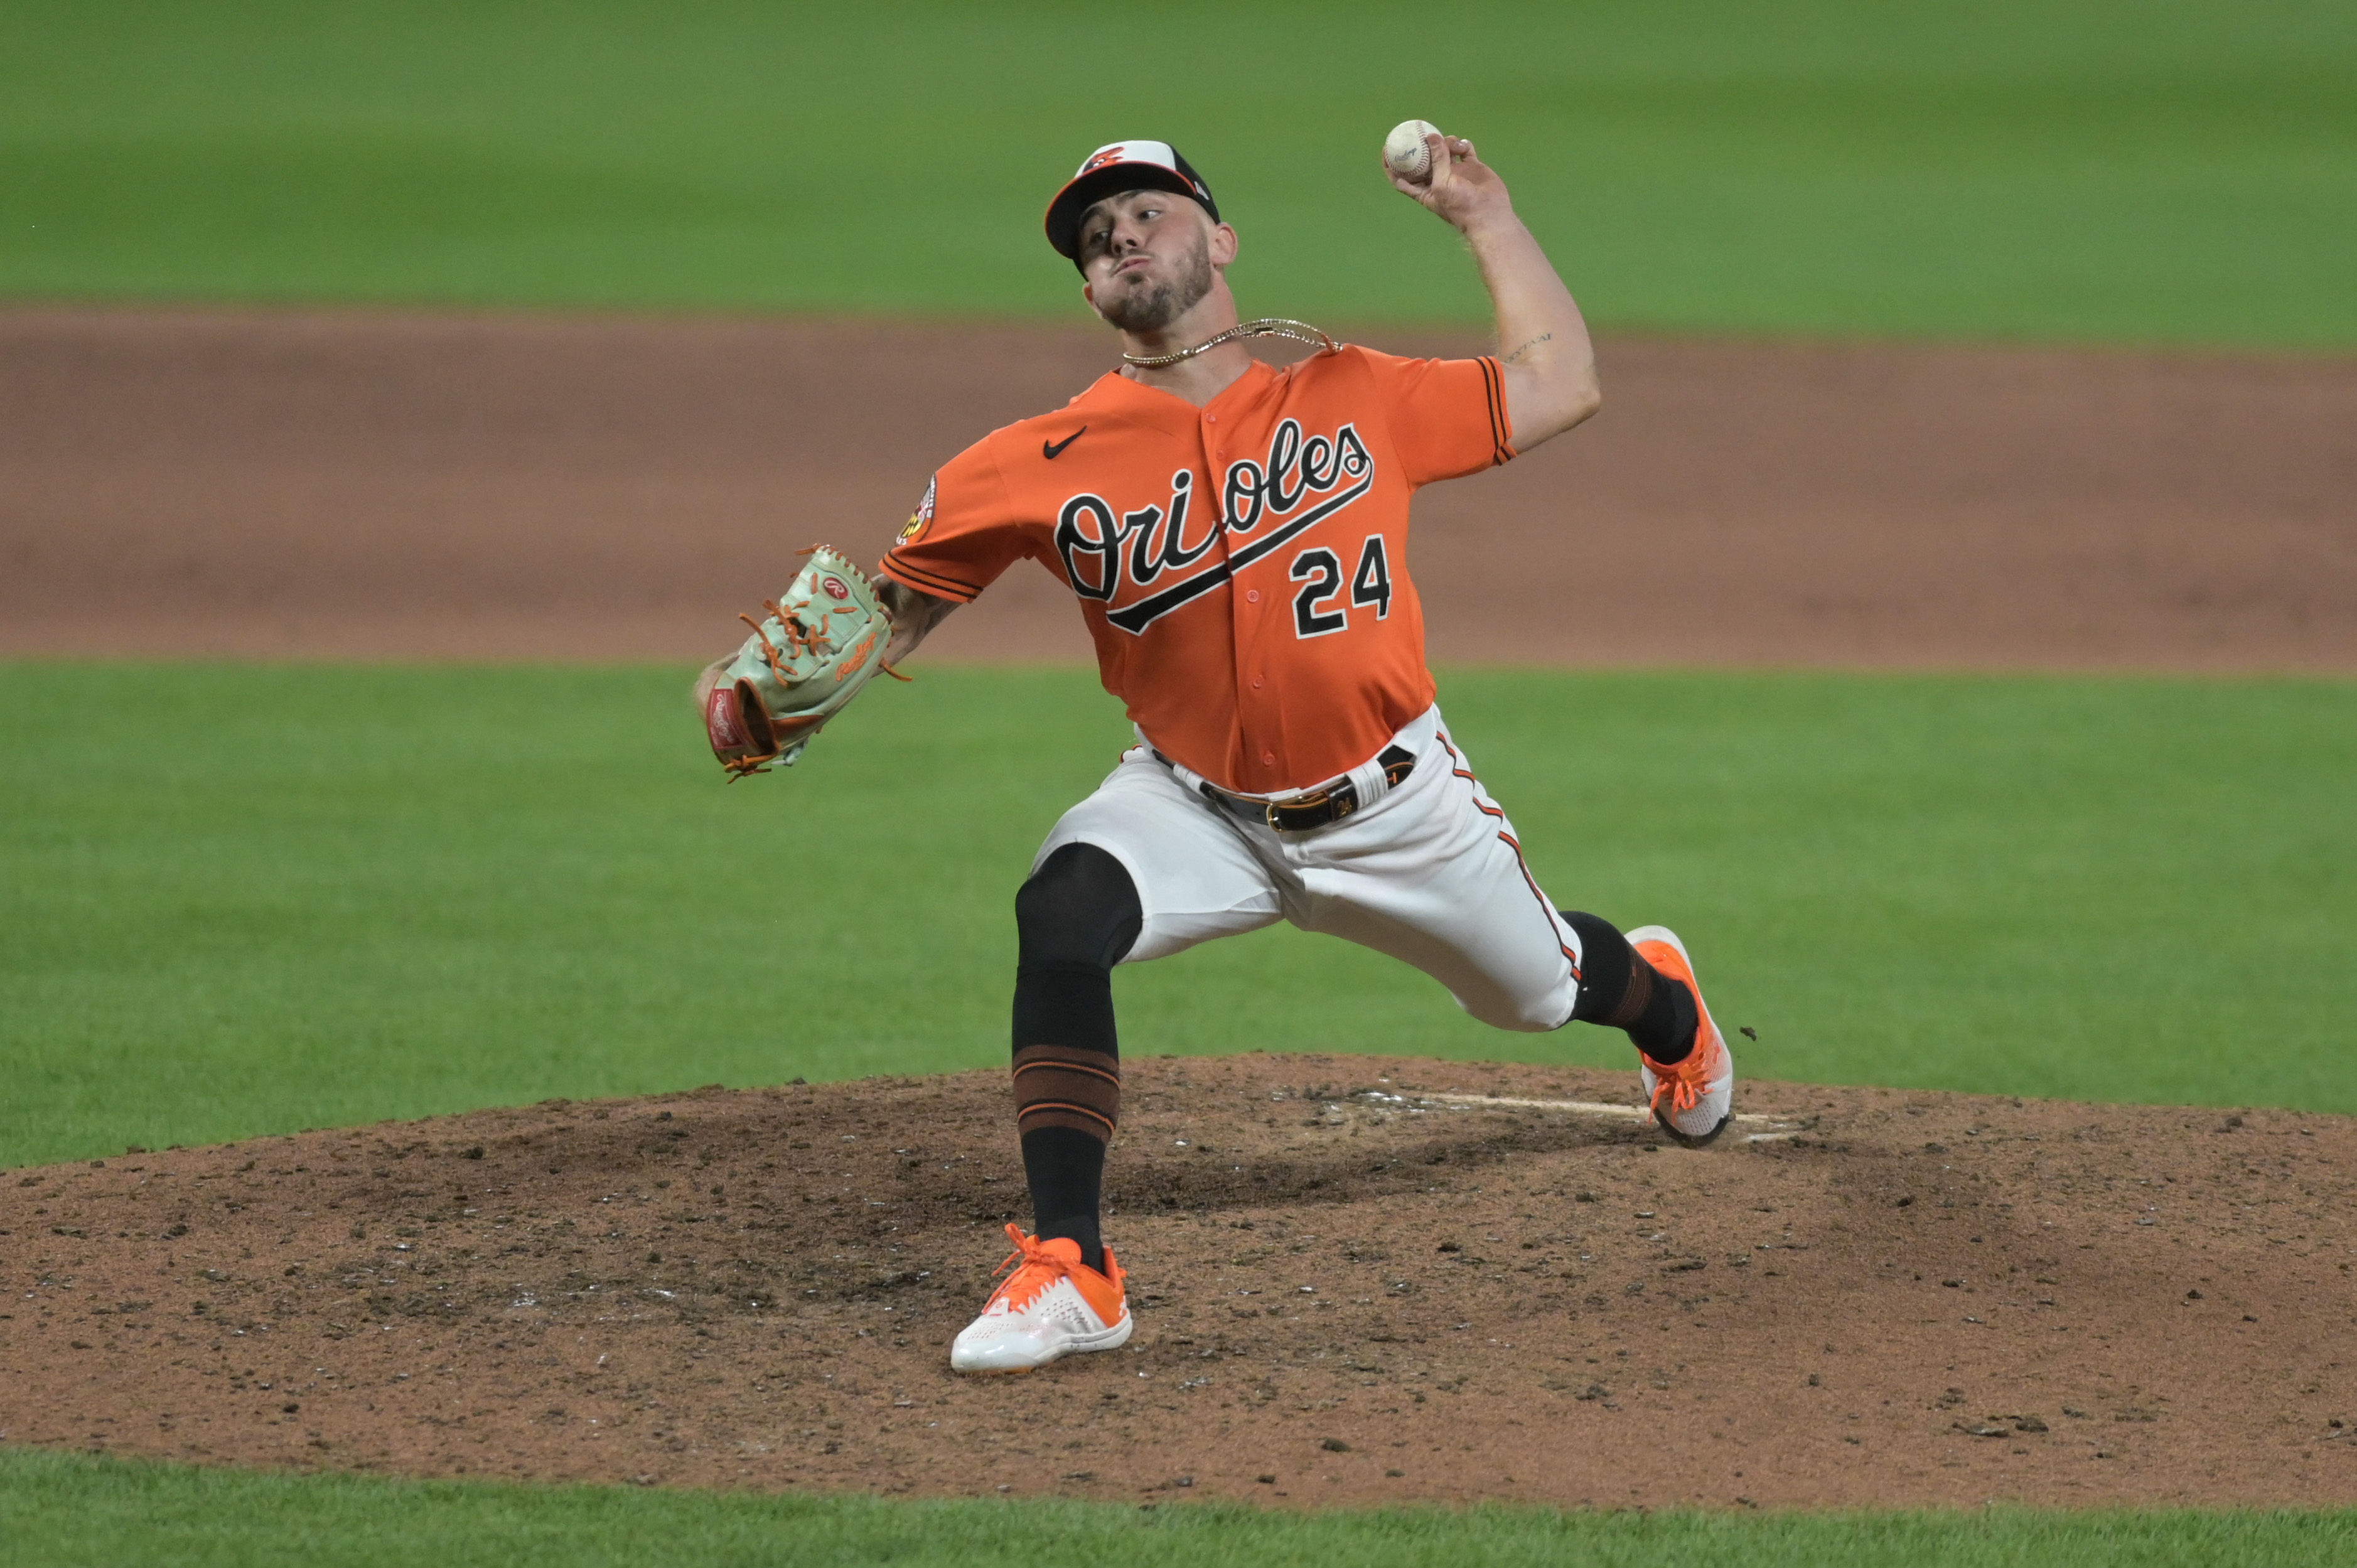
left=1122, top=318, right=1340, bottom=369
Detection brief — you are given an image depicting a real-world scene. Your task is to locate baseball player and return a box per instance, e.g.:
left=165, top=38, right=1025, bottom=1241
left=866, top=132, right=1735, bottom=1373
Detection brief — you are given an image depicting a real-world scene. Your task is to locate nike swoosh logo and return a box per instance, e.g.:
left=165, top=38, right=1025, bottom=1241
left=1043, top=427, right=1087, bottom=459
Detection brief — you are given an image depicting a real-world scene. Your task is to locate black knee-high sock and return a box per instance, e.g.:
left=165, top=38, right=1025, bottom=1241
left=1012, top=960, right=1117, bottom=1271
left=1020, top=1125, right=1105, bottom=1268
left=1561, top=910, right=1698, bottom=1065
left=1010, top=845, right=1141, bottom=1274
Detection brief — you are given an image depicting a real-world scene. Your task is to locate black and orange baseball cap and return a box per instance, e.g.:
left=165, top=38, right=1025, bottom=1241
left=1044, top=140, right=1219, bottom=268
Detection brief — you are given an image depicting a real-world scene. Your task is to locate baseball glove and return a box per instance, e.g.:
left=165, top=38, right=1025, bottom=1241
left=700, top=546, right=899, bottom=778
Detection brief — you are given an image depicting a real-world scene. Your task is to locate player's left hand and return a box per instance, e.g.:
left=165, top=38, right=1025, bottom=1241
left=1387, top=134, right=1514, bottom=232
left=699, top=545, right=896, bottom=778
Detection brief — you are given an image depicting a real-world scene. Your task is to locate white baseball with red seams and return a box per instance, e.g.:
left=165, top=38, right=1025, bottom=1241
left=1384, top=119, right=1442, bottom=180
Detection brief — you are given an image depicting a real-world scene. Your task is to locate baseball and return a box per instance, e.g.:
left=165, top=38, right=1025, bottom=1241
left=1383, top=119, right=1442, bottom=181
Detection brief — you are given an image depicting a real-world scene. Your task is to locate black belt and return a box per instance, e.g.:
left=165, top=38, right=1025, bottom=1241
left=1159, top=745, right=1418, bottom=834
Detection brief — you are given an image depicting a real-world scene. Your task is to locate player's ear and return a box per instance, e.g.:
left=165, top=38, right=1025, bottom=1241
left=1208, top=221, right=1238, bottom=267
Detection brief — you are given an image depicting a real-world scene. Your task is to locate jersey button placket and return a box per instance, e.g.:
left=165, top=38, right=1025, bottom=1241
left=1206, top=402, right=1272, bottom=781
left=1238, top=564, right=1272, bottom=776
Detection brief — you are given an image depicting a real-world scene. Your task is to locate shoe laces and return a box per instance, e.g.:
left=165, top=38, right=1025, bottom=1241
left=1645, top=1035, right=1715, bottom=1114
left=985, top=1223, right=1075, bottom=1314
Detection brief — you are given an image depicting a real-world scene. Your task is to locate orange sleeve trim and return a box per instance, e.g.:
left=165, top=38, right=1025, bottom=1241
left=1478, top=356, right=1516, bottom=466
left=878, top=554, right=984, bottom=604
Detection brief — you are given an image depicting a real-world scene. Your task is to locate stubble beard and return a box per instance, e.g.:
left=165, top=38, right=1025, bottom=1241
left=1098, top=230, right=1215, bottom=336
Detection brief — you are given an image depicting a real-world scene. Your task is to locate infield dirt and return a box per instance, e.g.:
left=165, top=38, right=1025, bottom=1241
left=6, top=1055, right=2355, bottom=1510
left=3, top=306, right=2353, bottom=670
left=6, top=310, right=2354, bottom=1510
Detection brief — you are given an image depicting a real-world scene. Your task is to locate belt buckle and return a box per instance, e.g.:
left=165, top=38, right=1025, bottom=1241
left=1265, top=785, right=1348, bottom=833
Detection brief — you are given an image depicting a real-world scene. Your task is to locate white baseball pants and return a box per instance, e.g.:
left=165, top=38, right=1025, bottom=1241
left=1034, top=705, right=1583, bottom=1031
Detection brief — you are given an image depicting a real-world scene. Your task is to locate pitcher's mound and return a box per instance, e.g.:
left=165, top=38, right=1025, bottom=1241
left=5, top=1055, right=2354, bottom=1509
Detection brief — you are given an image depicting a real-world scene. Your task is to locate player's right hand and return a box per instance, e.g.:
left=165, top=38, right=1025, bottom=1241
left=1388, top=134, right=1515, bottom=235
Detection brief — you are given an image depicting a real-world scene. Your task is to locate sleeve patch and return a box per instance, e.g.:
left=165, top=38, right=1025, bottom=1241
left=898, top=475, right=938, bottom=544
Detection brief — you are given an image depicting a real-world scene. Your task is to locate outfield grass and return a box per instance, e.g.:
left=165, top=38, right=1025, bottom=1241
left=3, top=663, right=2350, bottom=1171
left=2, top=1, right=2351, bottom=346
left=1, top=1447, right=2353, bottom=1568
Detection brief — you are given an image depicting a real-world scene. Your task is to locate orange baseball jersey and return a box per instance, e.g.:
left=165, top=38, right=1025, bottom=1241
left=879, top=346, right=1513, bottom=793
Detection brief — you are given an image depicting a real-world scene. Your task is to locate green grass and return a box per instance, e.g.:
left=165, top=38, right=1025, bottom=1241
left=3, top=663, right=2351, bottom=1171
left=1, top=1, right=2351, bottom=345
left=3, top=1448, right=2355, bottom=1568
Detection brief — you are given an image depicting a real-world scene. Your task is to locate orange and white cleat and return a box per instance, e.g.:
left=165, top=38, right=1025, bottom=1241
left=949, top=1223, right=1132, bottom=1374
left=1626, top=925, right=1736, bottom=1147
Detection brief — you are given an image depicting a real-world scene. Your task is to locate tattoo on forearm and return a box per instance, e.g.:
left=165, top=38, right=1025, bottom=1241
left=1502, top=331, right=1552, bottom=364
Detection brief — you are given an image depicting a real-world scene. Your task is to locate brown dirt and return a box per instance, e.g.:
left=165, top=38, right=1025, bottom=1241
left=4, top=306, right=2353, bottom=670
left=6, top=1054, right=2355, bottom=1509
left=6, top=311, right=2353, bottom=1508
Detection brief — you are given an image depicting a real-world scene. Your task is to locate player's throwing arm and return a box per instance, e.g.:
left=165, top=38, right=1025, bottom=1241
left=1382, top=120, right=1600, bottom=445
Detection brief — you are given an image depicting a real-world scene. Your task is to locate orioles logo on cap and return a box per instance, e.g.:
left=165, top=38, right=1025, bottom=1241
left=898, top=475, right=938, bottom=544
left=1078, top=145, right=1129, bottom=175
